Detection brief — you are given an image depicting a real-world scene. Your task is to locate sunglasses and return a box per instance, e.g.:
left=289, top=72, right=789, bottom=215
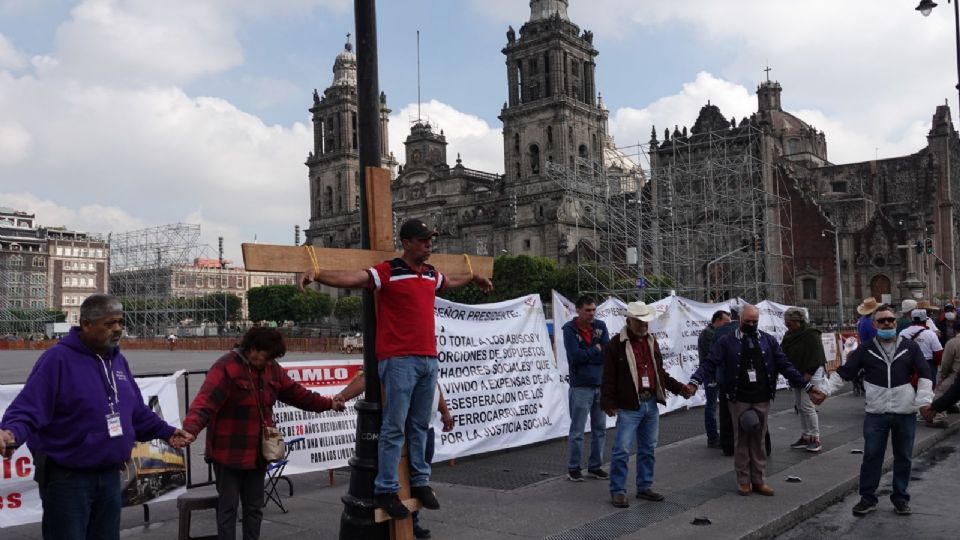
left=876, top=317, right=896, bottom=324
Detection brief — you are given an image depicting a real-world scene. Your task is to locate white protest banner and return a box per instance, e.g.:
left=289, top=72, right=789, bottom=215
left=596, top=297, right=628, bottom=336
left=433, top=294, right=566, bottom=461
left=0, top=373, right=184, bottom=529
left=649, top=297, right=738, bottom=413
left=551, top=289, right=577, bottom=383
left=273, top=359, right=363, bottom=475
left=757, top=299, right=797, bottom=389
left=821, top=333, right=840, bottom=367
left=0, top=384, right=38, bottom=528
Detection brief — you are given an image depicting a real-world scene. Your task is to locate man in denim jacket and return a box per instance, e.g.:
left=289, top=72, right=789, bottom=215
left=561, top=295, right=610, bottom=481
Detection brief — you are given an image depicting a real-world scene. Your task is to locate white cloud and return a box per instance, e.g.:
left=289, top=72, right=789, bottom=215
left=389, top=99, right=504, bottom=174
left=609, top=72, right=755, bottom=152
left=0, top=33, right=23, bottom=69
left=0, top=192, right=145, bottom=234
left=52, top=0, right=244, bottom=86
left=0, top=70, right=312, bottom=260
left=0, top=120, right=31, bottom=165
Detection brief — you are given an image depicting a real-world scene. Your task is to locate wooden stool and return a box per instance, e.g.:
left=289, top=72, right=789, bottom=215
left=177, top=485, right=219, bottom=540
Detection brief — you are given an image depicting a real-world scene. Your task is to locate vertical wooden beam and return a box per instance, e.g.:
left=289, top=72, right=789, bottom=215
left=366, top=166, right=394, bottom=252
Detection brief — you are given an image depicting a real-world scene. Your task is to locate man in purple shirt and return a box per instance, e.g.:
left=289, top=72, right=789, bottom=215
left=0, top=294, right=192, bottom=540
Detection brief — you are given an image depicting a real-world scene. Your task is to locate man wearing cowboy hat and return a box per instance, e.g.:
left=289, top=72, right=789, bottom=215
left=685, top=305, right=823, bottom=496
left=600, top=301, right=692, bottom=508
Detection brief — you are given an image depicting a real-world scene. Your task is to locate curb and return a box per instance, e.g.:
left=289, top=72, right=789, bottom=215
left=743, top=419, right=960, bottom=539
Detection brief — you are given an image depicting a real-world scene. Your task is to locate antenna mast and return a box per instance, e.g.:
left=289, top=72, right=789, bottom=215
left=417, top=30, right=422, bottom=123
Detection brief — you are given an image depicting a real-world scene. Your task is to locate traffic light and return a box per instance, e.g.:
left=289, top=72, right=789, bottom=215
left=915, top=240, right=923, bottom=254
left=925, top=238, right=934, bottom=255
left=753, top=237, right=763, bottom=252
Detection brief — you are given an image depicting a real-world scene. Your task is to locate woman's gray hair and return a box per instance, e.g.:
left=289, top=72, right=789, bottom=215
left=80, top=294, right=123, bottom=323
left=784, top=307, right=807, bottom=323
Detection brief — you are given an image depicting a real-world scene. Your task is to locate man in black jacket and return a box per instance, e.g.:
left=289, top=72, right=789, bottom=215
left=698, top=310, right=731, bottom=449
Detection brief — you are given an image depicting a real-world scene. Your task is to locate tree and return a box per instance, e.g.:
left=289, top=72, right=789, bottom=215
left=247, top=285, right=298, bottom=325
left=440, top=254, right=558, bottom=305
left=289, top=289, right=334, bottom=324
left=334, top=296, right=363, bottom=329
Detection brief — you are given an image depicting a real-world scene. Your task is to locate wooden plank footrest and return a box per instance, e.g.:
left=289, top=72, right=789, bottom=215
left=373, top=497, right=423, bottom=523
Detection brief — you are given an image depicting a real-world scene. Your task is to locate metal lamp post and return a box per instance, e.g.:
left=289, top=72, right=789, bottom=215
left=822, top=229, right=844, bottom=329
left=916, top=0, right=960, bottom=108
left=918, top=0, right=960, bottom=303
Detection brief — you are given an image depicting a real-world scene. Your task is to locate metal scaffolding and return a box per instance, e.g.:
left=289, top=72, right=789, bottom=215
left=546, top=156, right=650, bottom=301
left=547, top=123, right=794, bottom=303
left=109, top=223, right=227, bottom=337
left=0, top=258, right=53, bottom=335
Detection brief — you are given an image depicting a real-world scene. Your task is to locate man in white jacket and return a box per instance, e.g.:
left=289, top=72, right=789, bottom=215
left=819, top=307, right=934, bottom=517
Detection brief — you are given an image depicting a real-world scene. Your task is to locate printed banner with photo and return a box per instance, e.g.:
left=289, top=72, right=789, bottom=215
left=272, top=359, right=364, bottom=475
left=0, top=373, right=184, bottom=529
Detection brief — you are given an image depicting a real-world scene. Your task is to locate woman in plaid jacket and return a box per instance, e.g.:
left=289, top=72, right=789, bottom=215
left=183, top=327, right=344, bottom=540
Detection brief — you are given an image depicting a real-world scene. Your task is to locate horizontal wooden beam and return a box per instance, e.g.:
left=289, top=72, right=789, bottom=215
left=242, top=243, right=494, bottom=278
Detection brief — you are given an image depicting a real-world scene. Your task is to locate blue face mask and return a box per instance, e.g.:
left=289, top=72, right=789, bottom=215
left=877, top=328, right=897, bottom=340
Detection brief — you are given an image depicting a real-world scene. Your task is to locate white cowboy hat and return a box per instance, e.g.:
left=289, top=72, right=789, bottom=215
left=625, top=301, right=657, bottom=322
left=856, top=297, right=879, bottom=316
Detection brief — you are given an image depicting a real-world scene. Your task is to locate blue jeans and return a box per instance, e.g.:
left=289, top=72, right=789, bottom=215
left=859, top=413, right=916, bottom=505
left=609, top=399, right=660, bottom=496
left=704, top=383, right=719, bottom=442
left=375, top=355, right=438, bottom=494
left=39, top=462, right=121, bottom=540
left=412, top=426, right=436, bottom=528
left=567, top=386, right=606, bottom=471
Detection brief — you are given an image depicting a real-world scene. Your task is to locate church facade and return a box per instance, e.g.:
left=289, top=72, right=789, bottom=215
left=303, top=0, right=960, bottom=315
left=304, top=0, right=641, bottom=264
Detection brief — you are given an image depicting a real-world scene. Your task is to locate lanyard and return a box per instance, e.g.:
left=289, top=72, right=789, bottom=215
left=96, top=354, right=119, bottom=412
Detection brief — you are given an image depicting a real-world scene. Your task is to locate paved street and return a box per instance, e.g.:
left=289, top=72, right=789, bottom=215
left=2, top=348, right=959, bottom=539
left=777, top=430, right=959, bottom=540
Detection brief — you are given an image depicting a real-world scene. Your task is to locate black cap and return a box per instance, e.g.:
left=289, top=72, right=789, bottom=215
left=398, top=219, right=438, bottom=240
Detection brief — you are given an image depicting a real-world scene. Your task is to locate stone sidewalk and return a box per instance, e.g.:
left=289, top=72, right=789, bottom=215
left=4, top=388, right=957, bottom=539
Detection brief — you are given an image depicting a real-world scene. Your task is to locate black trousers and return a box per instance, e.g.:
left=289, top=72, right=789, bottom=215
left=719, top=394, right=734, bottom=454
left=214, top=462, right=267, bottom=540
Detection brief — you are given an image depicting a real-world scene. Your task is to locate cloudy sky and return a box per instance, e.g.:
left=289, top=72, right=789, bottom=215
left=0, top=0, right=956, bottom=262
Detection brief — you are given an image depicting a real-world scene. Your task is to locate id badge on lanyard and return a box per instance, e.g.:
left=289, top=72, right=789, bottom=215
left=747, top=369, right=757, bottom=383
left=641, top=375, right=651, bottom=388
left=106, top=412, right=123, bottom=438
left=98, top=355, right=123, bottom=438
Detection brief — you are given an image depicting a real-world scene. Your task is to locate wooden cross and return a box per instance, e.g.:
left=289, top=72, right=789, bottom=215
left=242, top=168, right=492, bottom=278
left=242, top=166, right=493, bottom=538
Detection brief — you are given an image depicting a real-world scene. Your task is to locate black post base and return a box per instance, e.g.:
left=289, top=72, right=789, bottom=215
left=338, top=399, right=387, bottom=540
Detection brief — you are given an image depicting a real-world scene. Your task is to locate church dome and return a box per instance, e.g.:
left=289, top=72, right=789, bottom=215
left=603, top=136, right=646, bottom=188
left=332, top=37, right=356, bottom=87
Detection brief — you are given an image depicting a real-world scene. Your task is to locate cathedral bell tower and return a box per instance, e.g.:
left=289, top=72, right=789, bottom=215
left=499, top=0, right=608, bottom=183
left=305, top=36, right=396, bottom=248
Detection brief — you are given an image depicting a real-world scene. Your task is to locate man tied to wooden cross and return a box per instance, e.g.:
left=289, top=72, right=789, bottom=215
left=300, top=218, right=493, bottom=519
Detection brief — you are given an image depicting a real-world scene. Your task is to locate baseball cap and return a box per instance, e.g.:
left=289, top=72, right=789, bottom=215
left=398, top=219, right=438, bottom=240
left=911, top=309, right=928, bottom=322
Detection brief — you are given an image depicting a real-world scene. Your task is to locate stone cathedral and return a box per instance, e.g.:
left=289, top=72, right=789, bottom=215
left=304, top=0, right=640, bottom=262
left=303, top=0, right=960, bottom=312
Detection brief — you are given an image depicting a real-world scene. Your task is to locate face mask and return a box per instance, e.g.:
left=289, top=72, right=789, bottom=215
left=947, top=312, right=956, bottom=321
left=877, top=328, right=897, bottom=340
left=740, top=323, right=758, bottom=335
